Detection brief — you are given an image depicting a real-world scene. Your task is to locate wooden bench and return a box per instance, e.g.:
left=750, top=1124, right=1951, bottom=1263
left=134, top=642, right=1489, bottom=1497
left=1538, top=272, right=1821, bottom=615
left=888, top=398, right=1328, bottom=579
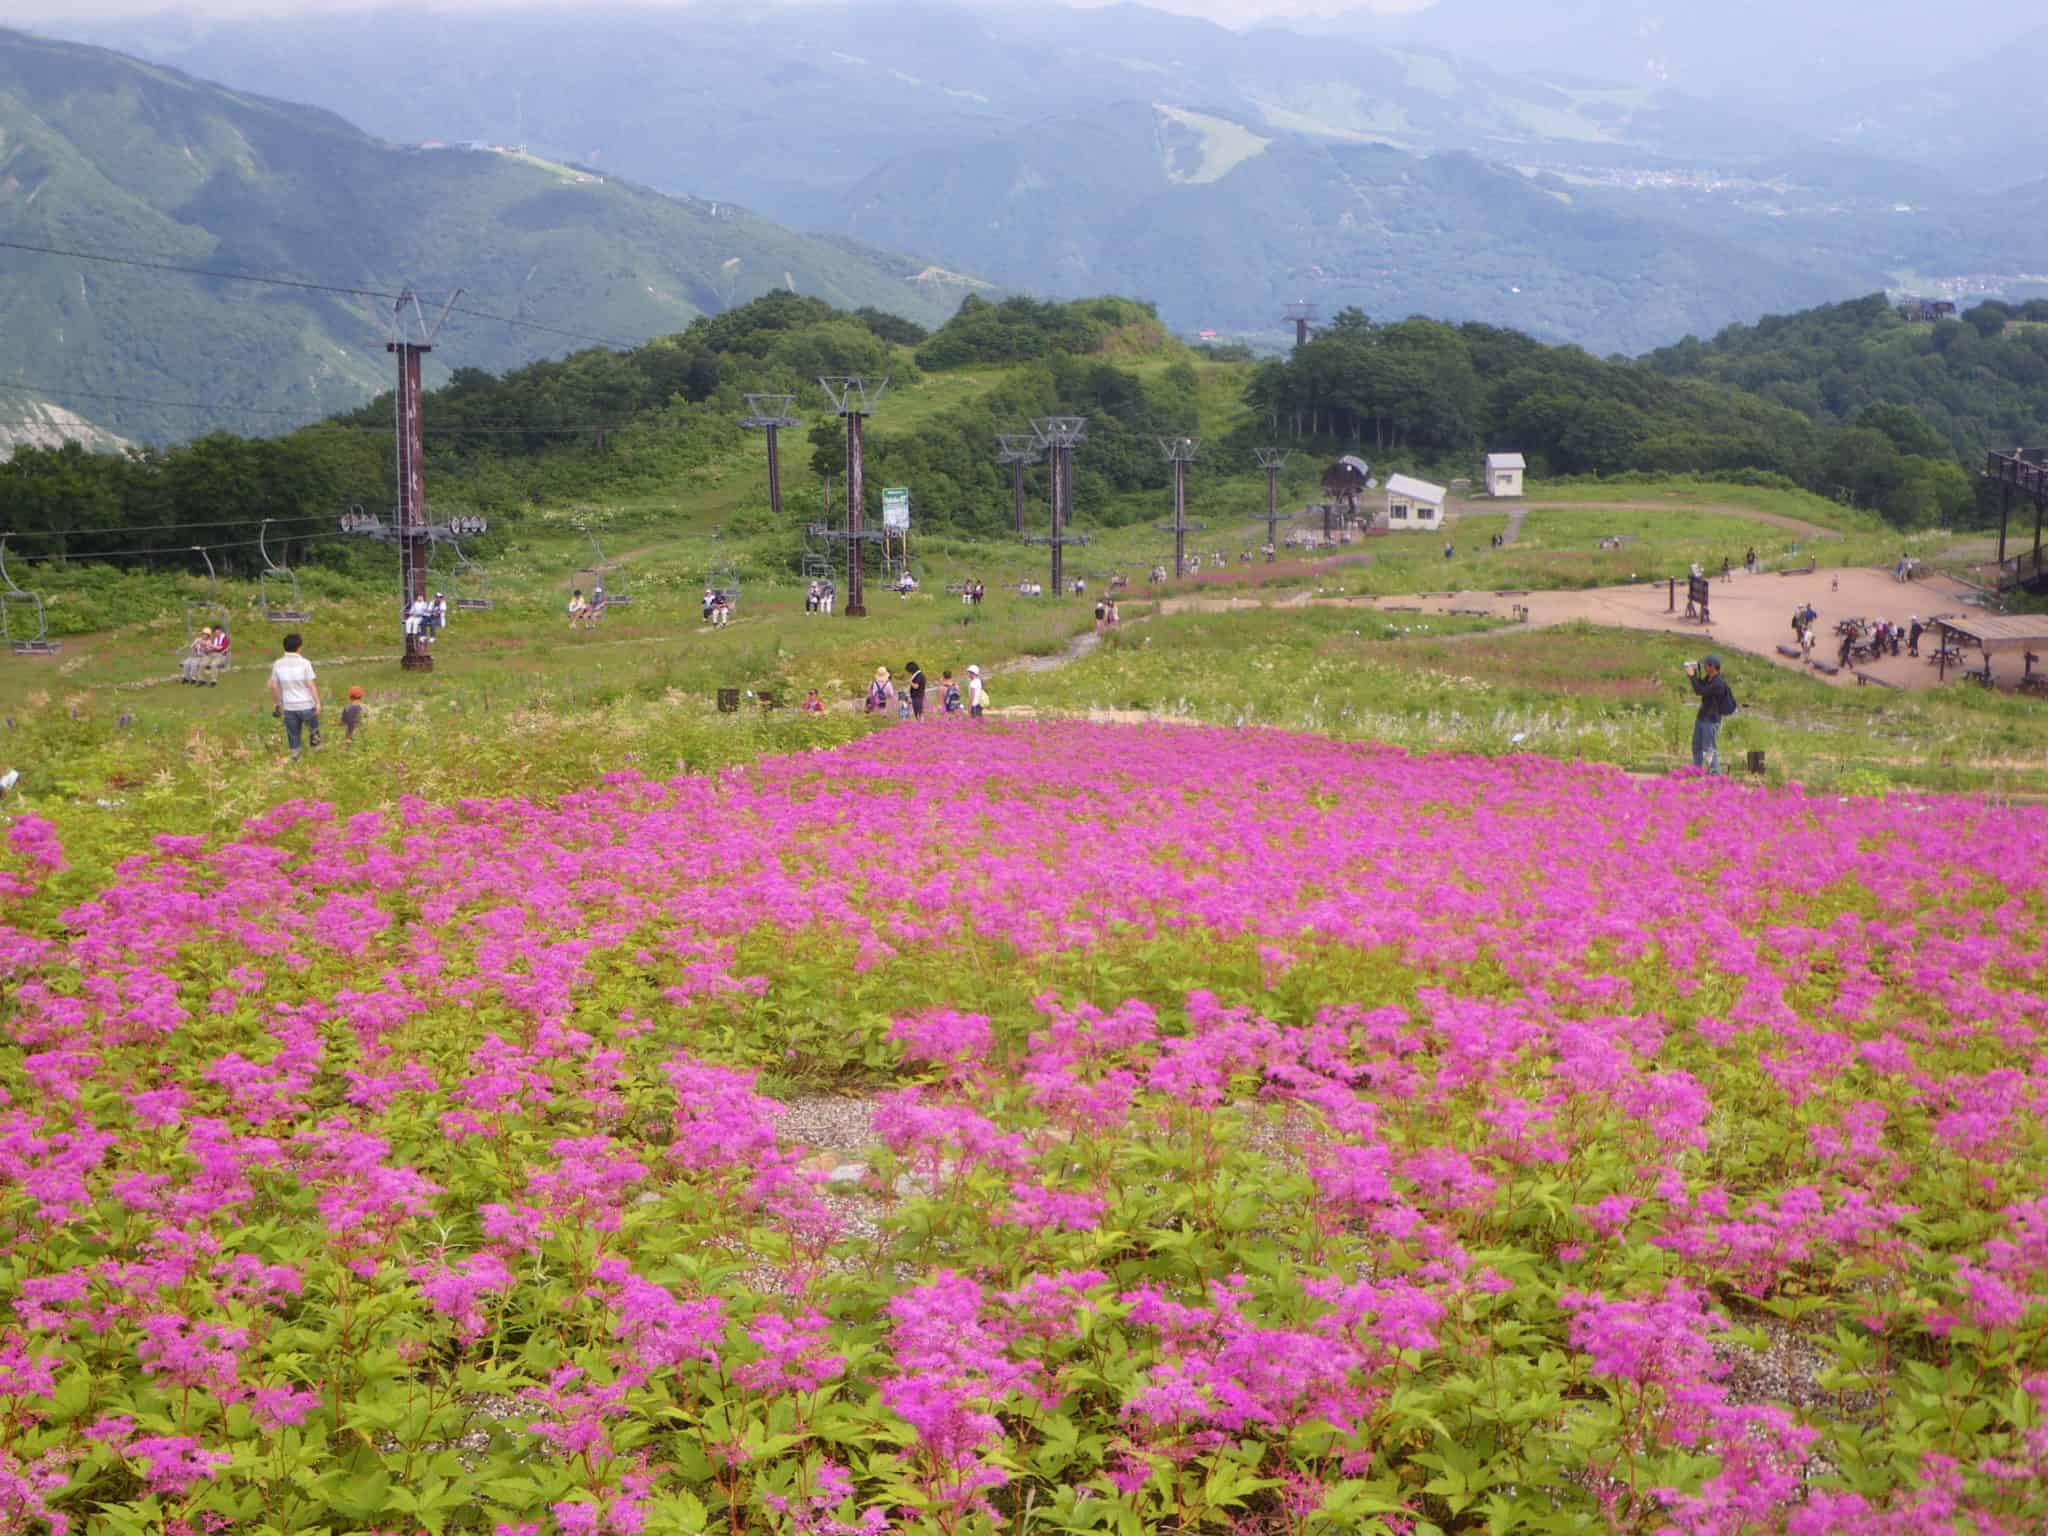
left=1853, top=671, right=1900, bottom=690
left=1776, top=644, right=1803, bottom=660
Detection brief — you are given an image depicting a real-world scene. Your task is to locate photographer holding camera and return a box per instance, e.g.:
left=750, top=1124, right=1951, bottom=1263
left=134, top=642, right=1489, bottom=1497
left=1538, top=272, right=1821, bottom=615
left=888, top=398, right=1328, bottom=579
left=1683, top=655, right=1736, bottom=774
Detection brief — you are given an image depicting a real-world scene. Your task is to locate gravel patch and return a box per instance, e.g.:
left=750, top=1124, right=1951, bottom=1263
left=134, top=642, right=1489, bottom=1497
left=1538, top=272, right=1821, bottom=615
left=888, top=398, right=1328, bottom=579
left=776, top=1094, right=880, bottom=1151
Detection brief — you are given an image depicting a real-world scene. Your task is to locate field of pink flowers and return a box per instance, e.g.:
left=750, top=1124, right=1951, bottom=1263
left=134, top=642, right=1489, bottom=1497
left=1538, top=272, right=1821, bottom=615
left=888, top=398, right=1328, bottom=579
left=2, top=719, right=2046, bottom=1535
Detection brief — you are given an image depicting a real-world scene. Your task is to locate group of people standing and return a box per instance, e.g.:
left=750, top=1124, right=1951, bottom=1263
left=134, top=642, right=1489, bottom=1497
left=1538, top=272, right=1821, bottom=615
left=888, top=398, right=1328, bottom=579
left=866, top=660, right=987, bottom=719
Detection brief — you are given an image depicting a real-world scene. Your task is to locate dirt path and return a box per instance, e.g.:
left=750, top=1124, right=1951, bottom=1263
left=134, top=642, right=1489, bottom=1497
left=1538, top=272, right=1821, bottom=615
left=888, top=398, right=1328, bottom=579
left=1346, top=565, right=2007, bottom=692
left=1500, top=504, right=1530, bottom=546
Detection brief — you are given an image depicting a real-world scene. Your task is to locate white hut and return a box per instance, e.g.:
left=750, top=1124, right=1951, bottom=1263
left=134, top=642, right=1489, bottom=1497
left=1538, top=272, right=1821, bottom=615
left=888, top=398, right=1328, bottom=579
left=1384, top=474, right=1447, bottom=531
left=1484, top=453, right=1526, bottom=498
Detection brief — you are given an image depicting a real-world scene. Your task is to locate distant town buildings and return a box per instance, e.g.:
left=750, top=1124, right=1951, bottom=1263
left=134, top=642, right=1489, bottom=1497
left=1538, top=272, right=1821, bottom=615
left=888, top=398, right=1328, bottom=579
left=1384, top=474, right=1447, bottom=531
left=1484, top=452, right=1526, bottom=498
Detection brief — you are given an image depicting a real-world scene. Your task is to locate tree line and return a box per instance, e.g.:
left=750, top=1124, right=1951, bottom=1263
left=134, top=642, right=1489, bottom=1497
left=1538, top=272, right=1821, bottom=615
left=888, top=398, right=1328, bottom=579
left=1246, top=306, right=1980, bottom=529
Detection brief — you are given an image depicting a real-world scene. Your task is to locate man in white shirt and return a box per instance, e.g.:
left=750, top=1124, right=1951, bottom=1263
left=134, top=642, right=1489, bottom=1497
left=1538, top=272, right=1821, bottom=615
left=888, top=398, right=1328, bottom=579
left=268, top=633, right=321, bottom=759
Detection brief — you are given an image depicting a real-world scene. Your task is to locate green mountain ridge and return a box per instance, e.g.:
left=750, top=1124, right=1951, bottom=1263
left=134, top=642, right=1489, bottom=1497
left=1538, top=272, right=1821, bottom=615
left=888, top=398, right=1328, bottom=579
left=37, top=3, right=2040, bottom=354
left=0, top=27, right=976, bottom=442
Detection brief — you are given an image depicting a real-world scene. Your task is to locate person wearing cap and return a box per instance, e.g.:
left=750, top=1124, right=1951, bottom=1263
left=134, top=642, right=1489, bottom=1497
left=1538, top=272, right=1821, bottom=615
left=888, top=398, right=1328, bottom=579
left=1908, top=616, right=1923, bottom=657
left=966, top=664, right=988, bottom=719
left=181, top=626, right=214, bottom=683
left=1683, top=654, right=1735, bottom=774
left=341, top=685, right=367, bottom=744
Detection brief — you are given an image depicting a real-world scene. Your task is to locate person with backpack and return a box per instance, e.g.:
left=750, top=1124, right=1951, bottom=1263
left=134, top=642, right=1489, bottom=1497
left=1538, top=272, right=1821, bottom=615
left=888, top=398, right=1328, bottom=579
left=941, top=671, right=962, bottom=715
left=1683, top=655, right=1735, bottom=774
left=866, top=666, right=895, bottom=714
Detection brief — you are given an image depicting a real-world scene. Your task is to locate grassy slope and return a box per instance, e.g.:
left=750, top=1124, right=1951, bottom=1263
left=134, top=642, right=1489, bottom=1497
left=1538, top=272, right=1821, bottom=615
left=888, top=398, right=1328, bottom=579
left=4, top=343, right=2031, bottom=814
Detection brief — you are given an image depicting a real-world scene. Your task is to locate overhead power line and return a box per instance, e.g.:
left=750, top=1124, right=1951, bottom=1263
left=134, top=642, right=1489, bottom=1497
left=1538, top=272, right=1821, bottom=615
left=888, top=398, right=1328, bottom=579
left=443, top=304, right=639, bottom=352
left=0, top=237, right=403, bottom=301
left=0, top=514, right=337, bottom=542
left=2, top=239, right=643, bottom=351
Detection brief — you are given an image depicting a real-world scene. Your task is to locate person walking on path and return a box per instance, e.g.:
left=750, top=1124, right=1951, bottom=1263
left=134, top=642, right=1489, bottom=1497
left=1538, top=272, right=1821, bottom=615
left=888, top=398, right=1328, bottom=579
left=1685, top=655, right=1735, bottom=774
left=965, top=664, right=989, bottom=719
left=904, top=660, right=928, bottom=720
left=268, top=633, right=321, bottom=760
left=1909, top=616, right=1923, bottom=657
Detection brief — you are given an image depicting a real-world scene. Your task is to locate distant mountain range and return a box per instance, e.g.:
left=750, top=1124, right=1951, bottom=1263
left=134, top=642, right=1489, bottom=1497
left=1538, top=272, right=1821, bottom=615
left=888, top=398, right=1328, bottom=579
left=35, top=1, right=2048, bottom=360
left=10, top=0, right=2048, bottom=425
left=0, top=27, right=974, bottom=441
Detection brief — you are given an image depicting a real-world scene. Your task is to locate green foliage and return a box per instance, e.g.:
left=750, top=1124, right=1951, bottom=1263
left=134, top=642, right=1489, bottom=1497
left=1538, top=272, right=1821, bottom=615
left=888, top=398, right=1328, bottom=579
left=1644, top=293, right=2048, bottom=520
left=915, top=295, right=1163, bottom=370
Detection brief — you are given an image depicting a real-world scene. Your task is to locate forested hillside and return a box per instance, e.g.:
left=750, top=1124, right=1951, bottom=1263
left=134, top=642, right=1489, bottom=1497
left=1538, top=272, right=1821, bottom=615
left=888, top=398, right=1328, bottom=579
left=1250, top=306, right=1979, bottom=528
left=2, top=292, right=1996, bottom=577
left=1645, top=293, right=2048, bottom=463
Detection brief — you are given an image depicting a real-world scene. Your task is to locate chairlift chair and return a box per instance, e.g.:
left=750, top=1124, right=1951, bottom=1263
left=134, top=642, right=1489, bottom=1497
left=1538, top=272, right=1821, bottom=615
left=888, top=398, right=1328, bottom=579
left=183, top=546, right=230, bottom=646
left=579, top=530, right=632, bottom=608
left=449, top=535, right=493, bottom=610
left=0, top=537, right=60, bottom=657
left=257, top=520, right=311, bottom=623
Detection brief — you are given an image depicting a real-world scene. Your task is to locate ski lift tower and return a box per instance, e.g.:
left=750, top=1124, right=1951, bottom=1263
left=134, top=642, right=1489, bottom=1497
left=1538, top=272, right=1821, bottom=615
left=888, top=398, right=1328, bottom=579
left=339, top=504, right=489, bottom=661
left=1283, top=299, right=1320, bottom=351
left=741, top=394, right=802, bottom=519
left=1156, top=435, right=1205, bottom=577
left=996, top=432, right=1044, bottom=535
left=1026, top=416, right=1088, bottom=595
left=1252, top=447, right=1290, bottom=560
left=363, top=287, right=461, bottom=671
left=819, top=375, right=888, bottom=617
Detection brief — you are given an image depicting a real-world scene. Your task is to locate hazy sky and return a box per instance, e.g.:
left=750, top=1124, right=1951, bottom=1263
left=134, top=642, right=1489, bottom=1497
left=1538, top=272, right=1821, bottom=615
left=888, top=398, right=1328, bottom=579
left=12, top=0, right=1432, bottom=25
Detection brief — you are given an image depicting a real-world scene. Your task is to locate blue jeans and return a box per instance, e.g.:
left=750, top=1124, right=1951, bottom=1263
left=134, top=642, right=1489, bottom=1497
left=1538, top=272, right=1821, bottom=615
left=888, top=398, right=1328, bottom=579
left=283, top=708, right=320, bottom=756
left=1691, top=716, right=1722, bottom=773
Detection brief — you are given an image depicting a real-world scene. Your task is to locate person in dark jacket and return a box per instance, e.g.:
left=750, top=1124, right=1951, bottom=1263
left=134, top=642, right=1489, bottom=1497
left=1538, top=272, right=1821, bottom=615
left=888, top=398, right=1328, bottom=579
left=903, top=660, right=928, bottom=720
left=1908, top=617, right=1923, bottom=657
left=1685, top=654, right=1735, bottom=773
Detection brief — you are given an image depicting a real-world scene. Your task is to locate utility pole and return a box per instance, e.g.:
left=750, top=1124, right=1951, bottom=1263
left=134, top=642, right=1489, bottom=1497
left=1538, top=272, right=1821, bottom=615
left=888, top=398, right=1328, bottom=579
left=741, top=394, right=801, bottom=519
left=1156, top=435, right=1205, bottom=578
left=819, top=376, right=888, bottom=617
left=1253, top=446, right=1289, bottom=561
left=382, top=288, right=458, bottom=671
left=996, top=432, right=1043, bottom=535
left=1025, top=417, right=1088, bottom=594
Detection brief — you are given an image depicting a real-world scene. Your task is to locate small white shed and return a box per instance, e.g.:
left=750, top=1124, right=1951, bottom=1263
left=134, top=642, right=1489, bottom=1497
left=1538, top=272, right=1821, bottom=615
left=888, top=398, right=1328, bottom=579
left=1484, top=452, right=1526, bottom=498
left=1384, top=474, right=1447, bottom=531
